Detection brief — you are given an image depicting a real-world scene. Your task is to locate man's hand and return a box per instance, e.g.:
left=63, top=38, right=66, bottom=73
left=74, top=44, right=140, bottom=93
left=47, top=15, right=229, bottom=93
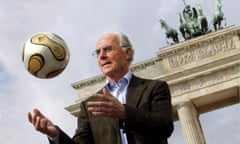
left=28, top=109, right=59, bottom=137
left=87, top=88, right=126, bottom=119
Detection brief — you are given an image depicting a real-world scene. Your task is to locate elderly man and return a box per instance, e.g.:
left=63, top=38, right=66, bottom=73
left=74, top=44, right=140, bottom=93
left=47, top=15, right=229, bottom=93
left=28, top=32, right=174, bottom=144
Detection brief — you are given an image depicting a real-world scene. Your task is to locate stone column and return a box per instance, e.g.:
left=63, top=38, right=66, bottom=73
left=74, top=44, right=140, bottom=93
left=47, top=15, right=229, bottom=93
left=177, top=101, right=206, bottom=144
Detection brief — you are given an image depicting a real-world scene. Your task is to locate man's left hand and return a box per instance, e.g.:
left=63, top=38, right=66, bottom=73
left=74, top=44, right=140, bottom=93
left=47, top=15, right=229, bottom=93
left=87, top=88, right=126, bottom=119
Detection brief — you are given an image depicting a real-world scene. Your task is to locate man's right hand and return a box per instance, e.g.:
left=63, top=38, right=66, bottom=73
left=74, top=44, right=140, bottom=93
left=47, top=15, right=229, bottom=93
left=28, top=109, right=59, bottom=137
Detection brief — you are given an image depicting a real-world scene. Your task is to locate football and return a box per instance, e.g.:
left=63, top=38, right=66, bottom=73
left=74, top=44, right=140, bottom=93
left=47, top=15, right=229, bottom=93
left=22, top=32, right=70, bottom=79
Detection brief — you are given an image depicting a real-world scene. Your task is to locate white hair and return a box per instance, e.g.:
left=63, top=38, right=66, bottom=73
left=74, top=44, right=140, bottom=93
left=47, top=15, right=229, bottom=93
left=113, top=32, right=134, bottom=63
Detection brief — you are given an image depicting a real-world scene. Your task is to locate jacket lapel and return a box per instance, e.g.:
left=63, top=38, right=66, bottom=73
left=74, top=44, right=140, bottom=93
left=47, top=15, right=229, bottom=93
left=126, top=75, right=147, bottom=107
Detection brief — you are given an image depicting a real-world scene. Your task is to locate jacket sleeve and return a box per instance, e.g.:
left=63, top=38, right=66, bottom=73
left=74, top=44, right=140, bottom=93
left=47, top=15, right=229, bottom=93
left=48, top=126, right=76, bottom=144
left=48, top=102, right=94, bottom=144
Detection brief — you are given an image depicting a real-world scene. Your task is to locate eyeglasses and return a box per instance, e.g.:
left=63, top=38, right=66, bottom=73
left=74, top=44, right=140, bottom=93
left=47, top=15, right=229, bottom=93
left=92, top=46, right=115, bottom=57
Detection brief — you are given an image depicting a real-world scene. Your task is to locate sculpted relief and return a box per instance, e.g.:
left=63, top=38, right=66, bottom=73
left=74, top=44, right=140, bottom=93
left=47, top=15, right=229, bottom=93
left=167, top=35, right=237, bottom=69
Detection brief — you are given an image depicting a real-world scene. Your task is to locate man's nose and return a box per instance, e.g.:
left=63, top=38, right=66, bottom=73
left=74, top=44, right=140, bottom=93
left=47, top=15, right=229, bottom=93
left=98, top=51, right=107, bottom=59
left=98, top=50, right=108, bottom=58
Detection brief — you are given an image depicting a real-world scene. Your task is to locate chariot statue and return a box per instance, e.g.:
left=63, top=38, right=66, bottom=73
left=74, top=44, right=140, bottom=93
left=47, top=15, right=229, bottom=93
left=159, top=0, right=227, bottom=45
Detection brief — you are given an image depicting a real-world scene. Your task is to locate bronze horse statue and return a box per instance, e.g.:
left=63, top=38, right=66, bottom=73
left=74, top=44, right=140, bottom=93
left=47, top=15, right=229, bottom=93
left=212, top=0, right=226, bottom=30
left=178, top=12, right=191, bottom=40
left=159, top=19, right=179, bottom=45
left=196, top=4, right=209, bottom=34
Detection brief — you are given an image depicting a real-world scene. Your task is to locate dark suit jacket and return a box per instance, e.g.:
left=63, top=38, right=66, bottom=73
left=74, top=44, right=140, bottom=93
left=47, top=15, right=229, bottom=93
left=51, top=75, right=174, bottom=144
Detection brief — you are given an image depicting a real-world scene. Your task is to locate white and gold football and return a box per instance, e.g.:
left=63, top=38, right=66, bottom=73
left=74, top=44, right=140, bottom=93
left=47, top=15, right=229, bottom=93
left=22, top=32, right=70, bottom=79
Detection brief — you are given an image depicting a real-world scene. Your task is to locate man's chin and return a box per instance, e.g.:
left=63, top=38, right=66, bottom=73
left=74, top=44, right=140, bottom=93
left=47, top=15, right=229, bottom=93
left=101, top=69, right=111, bottom=75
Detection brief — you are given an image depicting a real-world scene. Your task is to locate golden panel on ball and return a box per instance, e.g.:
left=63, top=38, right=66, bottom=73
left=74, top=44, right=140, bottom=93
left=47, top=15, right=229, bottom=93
left=31, top=34, right=66, bottom=60
left=28, top=55, right=44, bottom=74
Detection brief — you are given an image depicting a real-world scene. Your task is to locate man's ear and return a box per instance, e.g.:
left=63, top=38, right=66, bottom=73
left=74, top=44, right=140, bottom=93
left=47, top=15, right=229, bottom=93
left=124, top=48, right=133, bottom=61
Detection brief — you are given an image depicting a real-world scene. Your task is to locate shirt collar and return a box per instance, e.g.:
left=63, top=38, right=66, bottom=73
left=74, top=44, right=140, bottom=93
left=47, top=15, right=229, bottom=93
left=106, top=71, right=132, bottom=92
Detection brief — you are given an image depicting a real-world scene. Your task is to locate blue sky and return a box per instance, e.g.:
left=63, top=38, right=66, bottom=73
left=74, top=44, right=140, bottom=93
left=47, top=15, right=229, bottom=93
left=0, top=0, right=239, bottom=143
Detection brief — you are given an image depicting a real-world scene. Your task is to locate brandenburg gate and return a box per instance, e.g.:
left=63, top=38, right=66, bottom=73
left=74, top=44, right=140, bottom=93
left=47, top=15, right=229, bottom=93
left=65, top=26, right=240, bottom=144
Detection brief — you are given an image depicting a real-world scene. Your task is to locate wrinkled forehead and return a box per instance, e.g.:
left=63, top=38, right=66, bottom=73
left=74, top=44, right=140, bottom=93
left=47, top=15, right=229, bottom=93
left=96, top=34, right=120, bottom=49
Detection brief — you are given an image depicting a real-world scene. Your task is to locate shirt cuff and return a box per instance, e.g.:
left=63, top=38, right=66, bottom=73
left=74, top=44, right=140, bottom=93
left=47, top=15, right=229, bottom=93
left=48, top=135, right=59, bottom=144
left=48, top=126, right=60, bottom=144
